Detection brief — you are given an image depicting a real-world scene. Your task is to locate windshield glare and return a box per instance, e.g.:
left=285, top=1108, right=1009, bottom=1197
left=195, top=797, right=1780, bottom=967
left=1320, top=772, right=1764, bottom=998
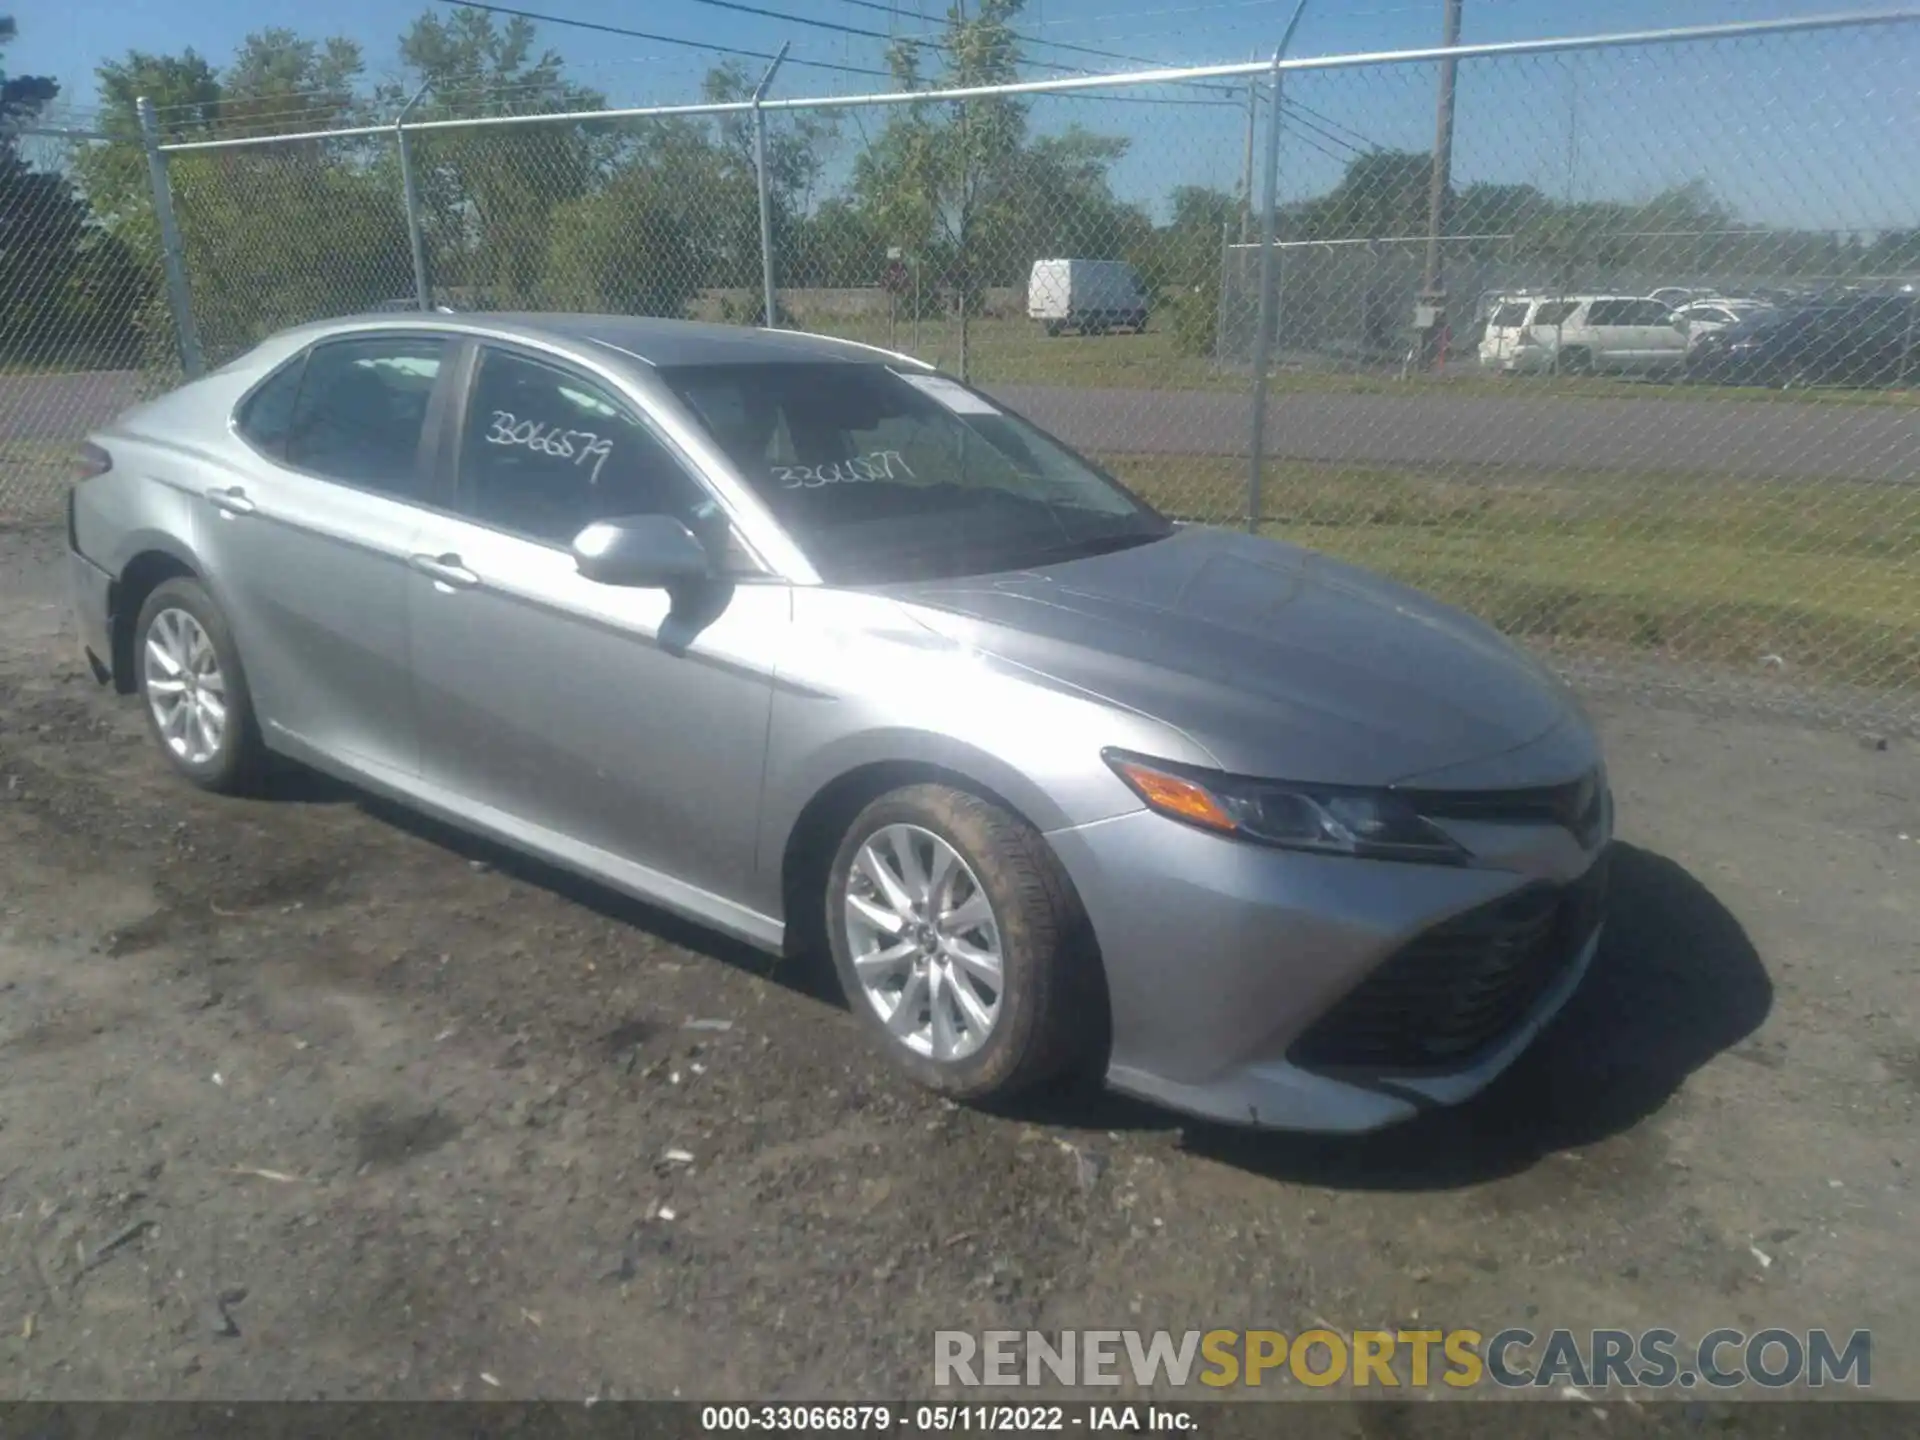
left=659, top=362, right=1171, bottom=584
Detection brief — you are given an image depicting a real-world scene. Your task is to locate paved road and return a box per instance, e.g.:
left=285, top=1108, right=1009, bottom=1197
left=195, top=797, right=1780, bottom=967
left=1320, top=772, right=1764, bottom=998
left=990, top=383, right=1920, bottom=483
left=5, top=367, right=1917, bottom=482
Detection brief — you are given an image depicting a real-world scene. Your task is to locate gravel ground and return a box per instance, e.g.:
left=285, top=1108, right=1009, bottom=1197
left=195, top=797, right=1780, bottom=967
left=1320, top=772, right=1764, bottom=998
left=0, top=523, right=1915, bottom=1404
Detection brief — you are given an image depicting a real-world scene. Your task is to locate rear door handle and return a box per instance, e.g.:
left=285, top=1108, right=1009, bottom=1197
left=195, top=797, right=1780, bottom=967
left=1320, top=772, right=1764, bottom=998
left=409, top=552, right=479, bottom=589
left=205, top=485, right=255, bottom=516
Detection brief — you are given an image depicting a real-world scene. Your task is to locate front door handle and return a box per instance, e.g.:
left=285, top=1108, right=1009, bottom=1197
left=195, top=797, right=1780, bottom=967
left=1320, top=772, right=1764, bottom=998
left=408, top=552, right=479, bottom=589
left=205, top=485, right=255, bottom=516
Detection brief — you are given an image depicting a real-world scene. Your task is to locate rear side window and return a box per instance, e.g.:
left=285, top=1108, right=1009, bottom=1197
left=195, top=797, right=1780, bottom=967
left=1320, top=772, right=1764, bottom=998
left=285, top=337, right=446, bottom=495
left=1490, top=303, right=1530, bottom=327
left=234, top=355, right=306, bottom=459
left=1622, top=299, right=1678, bottom=324
left=1533, top=301, right=1578, bottom=326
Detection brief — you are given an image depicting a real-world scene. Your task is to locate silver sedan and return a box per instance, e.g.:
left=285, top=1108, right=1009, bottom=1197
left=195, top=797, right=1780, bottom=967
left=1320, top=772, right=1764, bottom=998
left=66, top=313, right=1612, bottom=1132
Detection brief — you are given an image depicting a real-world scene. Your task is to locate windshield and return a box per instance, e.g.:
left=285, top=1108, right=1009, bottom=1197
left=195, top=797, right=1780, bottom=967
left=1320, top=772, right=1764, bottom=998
left=658, top=362, right=1173, bottom=584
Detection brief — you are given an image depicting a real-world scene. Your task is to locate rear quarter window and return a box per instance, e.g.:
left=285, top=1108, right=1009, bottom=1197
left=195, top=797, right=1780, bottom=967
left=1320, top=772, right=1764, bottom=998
left=234, top=354, right=308, bottom=459
left=1533, top=301, right=1579, bottom=326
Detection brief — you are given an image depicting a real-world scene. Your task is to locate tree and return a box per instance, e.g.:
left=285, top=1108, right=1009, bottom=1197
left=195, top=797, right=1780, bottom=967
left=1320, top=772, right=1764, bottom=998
left=223, top=29, right=367, bottom=136
left=544, top=166, right=700, bottom=317
left=1286, top=150, right=1437, bottom=241
left=0, top=17, right=149, bottom=366
left=375, top=9, right=605, bottom=306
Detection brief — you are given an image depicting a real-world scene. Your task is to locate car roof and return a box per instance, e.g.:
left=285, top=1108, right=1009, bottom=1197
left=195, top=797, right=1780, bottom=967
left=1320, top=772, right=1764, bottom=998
left=258, top=312, right=927, bottom=371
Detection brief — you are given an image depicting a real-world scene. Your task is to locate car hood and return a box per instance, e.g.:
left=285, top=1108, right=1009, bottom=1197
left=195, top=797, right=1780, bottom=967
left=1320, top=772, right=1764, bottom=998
left=889, top=525, right=1583, bottom=788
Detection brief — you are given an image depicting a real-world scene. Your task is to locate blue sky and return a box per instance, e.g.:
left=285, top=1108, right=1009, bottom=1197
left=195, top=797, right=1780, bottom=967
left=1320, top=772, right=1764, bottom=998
left=11, top=0, right=1918, bottom=230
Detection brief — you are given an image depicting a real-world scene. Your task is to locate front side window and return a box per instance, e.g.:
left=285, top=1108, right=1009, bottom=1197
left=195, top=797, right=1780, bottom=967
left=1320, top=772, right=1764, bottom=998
left=660, top=362, right=1172, bottom=585
left=455, top=348, right=733, bottom=554
left=284, top=337, right=446, bottom=495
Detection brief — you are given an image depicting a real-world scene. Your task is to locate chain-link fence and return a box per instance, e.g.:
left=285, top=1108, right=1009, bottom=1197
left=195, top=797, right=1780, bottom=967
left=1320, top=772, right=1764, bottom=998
left=2, top=13, right=1916, bottom=731
left=0, top=117, right=165, bottom=522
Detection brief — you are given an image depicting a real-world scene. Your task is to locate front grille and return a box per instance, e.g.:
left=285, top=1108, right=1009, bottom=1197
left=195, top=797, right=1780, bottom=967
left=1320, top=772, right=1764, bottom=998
left=1290, top=847, right=1610, bottom=1074
left=1402, top=769, right=1608, bottom=849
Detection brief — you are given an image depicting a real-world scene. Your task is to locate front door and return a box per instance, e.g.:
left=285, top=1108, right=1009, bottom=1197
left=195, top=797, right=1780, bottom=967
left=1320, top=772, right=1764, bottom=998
left=403, top=343, right=787, bottom=927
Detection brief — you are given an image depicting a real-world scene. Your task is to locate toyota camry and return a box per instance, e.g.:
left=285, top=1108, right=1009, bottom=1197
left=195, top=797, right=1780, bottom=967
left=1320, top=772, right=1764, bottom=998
left=66, top=313, right=1611, bottom=1132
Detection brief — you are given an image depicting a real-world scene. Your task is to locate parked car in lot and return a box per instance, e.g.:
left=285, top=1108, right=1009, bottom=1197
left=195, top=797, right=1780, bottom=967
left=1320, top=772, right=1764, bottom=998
left=1687, top=293, right=1918, bottom=387
left=1648, top=285, right=1721, bottom=310
left=66, top=313, right=1611, bottom=1133
left=1670, top=297, right=1777, bottom=350
left=1479, top=294, right=1688, bottom=375
left=1027, top=258, right=1149, bottom=335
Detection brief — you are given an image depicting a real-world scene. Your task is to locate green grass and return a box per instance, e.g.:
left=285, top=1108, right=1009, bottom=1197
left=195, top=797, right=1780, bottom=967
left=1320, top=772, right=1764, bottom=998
left=1097, top=452, right=1920, bottom=696
left=794, top=311, right=1920, bottom=407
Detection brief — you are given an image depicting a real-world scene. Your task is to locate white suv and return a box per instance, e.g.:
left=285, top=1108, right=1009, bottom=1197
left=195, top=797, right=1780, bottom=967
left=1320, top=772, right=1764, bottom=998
left=1479, top=295, right=1688, bottom=375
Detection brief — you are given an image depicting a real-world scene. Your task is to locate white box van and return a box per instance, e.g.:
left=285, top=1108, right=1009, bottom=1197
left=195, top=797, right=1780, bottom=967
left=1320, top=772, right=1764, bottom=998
left=1478, top=294, right=1688, bottom=375
left=1027, top=259, right=1149, bottom=336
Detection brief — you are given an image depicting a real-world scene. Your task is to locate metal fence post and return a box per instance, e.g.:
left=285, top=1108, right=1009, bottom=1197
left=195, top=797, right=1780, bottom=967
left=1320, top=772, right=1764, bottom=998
left=752, top=43, right=791, bottom=328
left=136, top=96, right=204, bottom=379
left=395, top=85, right=433, bottom=311
left=1246, top=0, right=1311, bottom=533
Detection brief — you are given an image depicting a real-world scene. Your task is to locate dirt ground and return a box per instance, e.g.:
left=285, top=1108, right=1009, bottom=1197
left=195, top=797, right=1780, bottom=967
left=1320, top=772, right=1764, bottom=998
left=0, top=521, right=1915, bottom=1404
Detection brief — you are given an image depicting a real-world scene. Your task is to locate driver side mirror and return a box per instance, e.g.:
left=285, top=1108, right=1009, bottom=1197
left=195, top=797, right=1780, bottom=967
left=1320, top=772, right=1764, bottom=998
left=571, top=514, right=711, bottom=589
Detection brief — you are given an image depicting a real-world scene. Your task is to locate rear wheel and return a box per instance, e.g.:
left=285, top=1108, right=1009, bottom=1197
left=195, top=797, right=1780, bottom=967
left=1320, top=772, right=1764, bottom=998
left=826, top=784, right=1097, bottom=1103
left=134, top=577, right=266, bottom=794
left=1558, top=347, right=1593, bottom=376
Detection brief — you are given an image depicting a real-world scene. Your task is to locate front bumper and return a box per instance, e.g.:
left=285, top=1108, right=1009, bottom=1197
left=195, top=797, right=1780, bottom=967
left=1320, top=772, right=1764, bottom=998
left=67, top=545, right=115, bottom=685
left=1047, top=800, right=1609, bottom=1133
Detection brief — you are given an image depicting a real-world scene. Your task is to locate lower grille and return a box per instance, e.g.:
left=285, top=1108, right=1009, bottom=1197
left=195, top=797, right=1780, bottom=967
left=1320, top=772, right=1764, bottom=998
left=1290, top=848, right=1611, bottom=1074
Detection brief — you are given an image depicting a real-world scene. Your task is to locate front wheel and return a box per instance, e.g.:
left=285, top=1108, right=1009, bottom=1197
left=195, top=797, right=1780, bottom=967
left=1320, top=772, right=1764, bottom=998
left=826, top=784, right=1099, bottom=1103
left=134, top=577, right=267, bottom=794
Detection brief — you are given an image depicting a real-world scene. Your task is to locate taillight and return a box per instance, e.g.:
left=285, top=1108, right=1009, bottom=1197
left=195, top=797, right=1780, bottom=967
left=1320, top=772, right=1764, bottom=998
left=77, top=442, right=113, bottom=481
left=1518, top=326, right=1534, bottom=344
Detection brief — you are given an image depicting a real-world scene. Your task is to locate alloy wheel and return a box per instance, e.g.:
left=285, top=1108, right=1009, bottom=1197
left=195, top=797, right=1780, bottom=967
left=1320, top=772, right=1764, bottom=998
left=143, top=607, right=228, bottom=767
left=842, top=823, right=1004, bottom=1063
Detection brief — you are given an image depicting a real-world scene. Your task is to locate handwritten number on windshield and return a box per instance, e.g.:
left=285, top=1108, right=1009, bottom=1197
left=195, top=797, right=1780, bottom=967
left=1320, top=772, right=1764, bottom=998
left=773, top=452, right=913, bottom=490
left=486, top=410, right=614, bottom=484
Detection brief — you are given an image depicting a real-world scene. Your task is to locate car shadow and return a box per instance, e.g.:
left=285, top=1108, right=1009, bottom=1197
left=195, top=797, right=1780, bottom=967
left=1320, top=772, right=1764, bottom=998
left=1010, top=841, right=1773, bottom=1191
left=349, top=793, right=848, bottom=1007
left=320, top=789, right=1770, bottom=1190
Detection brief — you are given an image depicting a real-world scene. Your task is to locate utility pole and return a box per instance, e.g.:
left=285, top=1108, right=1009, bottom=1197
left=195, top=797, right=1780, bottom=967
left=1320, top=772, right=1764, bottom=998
left=1418, top=0, right=1464, bottom=370
left=1239, top=68, right=1258, bottom=244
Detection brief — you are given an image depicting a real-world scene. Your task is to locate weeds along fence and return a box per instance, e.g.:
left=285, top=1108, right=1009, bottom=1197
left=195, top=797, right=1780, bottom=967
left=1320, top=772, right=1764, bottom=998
left=3, top=11, right=1917, bottom=731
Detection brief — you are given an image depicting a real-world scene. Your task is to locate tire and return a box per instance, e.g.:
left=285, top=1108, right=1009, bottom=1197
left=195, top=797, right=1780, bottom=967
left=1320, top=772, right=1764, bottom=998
left=133, top=577, right=267, bottom=794
left=826, top=783, right=1098, bottom=1103
left=1042, top=320, right=1063, bottom=338
left=1558, top=347, right=1593, bottom=376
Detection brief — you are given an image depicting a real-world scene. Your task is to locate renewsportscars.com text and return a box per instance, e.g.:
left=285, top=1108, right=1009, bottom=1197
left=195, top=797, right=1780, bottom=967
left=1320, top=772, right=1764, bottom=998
left=933, top=1327, right=1872, bottom=1390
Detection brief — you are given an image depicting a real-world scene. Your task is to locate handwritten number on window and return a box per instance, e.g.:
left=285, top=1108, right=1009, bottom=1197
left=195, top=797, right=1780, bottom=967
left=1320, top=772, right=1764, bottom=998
left=486, top=409, right=614, bottom=484
left=772, top=451, right=914, bottom=490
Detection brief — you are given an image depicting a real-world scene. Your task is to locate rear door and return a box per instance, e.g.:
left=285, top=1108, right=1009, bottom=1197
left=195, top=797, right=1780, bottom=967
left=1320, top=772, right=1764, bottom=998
left=201, top=332, right=453, bottom=779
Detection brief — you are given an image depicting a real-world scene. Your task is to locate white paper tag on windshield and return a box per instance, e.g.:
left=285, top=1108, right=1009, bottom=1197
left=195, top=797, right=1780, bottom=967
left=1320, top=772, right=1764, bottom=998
left=899, top=372, right=1000, bottom=415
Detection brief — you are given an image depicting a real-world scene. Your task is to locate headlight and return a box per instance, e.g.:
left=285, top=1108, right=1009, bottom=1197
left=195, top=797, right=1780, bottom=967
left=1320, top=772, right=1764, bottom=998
left=1102, top=750, right=1470, bottom=864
